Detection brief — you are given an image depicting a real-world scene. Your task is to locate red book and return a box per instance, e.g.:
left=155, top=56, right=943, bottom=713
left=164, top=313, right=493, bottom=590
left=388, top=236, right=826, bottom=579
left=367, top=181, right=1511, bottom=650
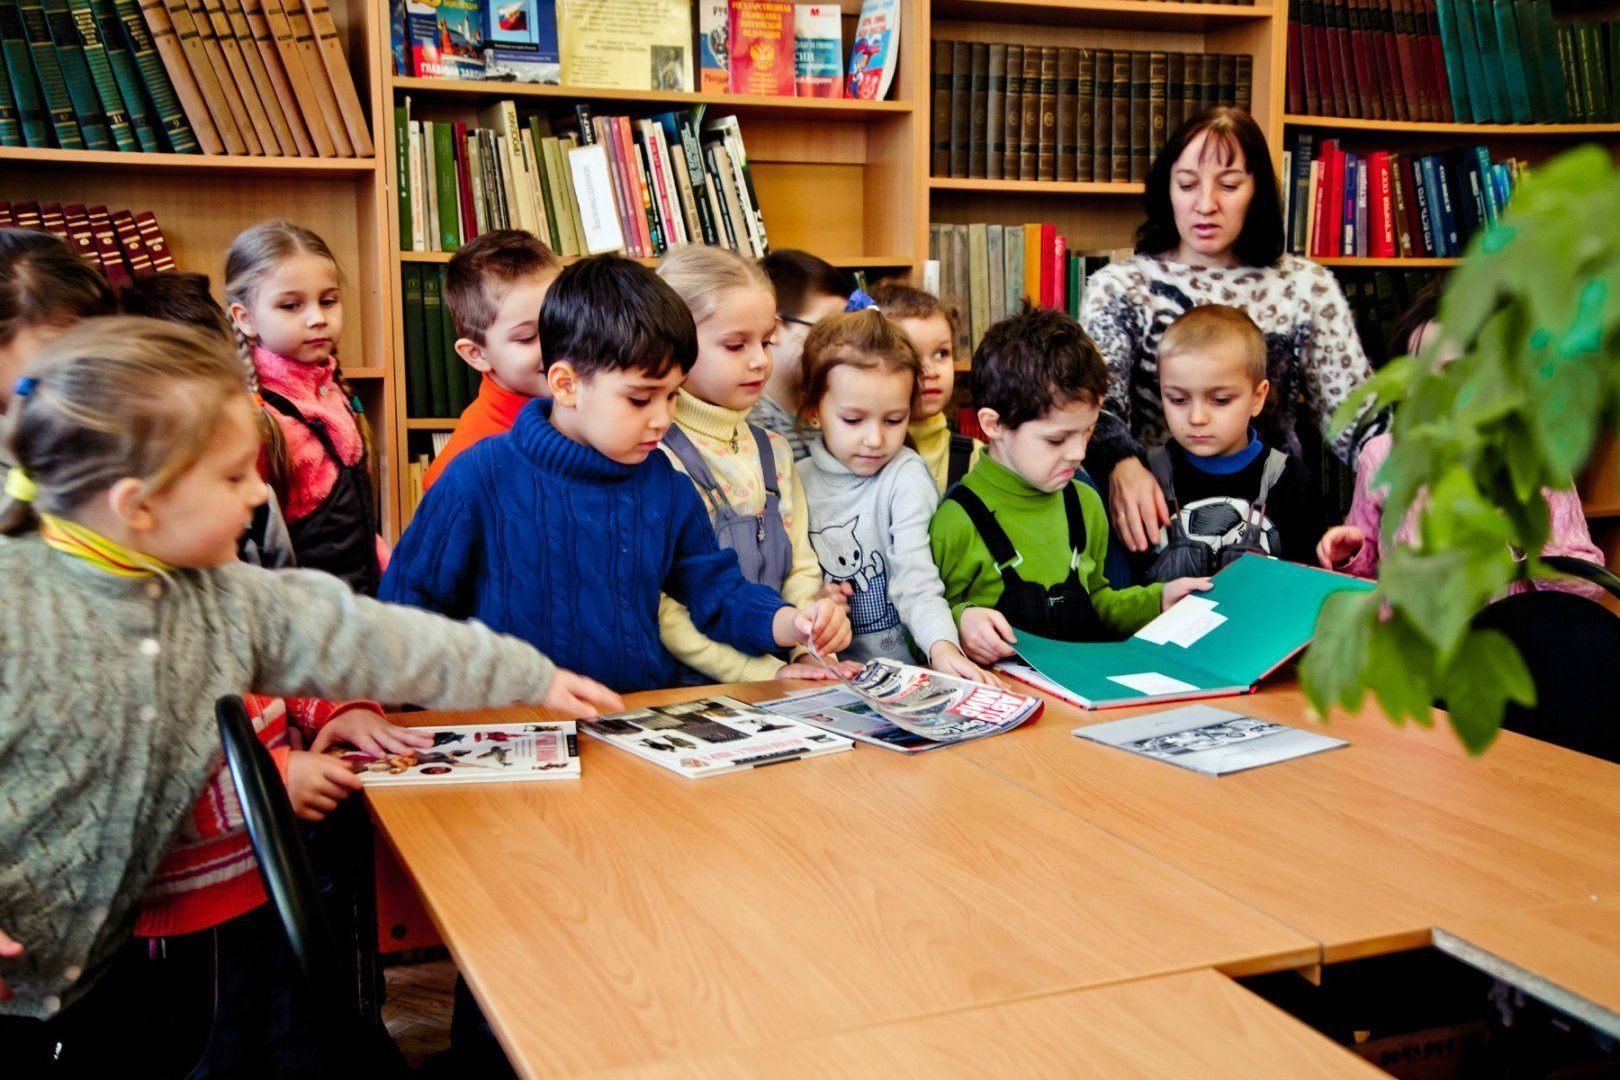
left=135, top=212, right=176, bottom=273
left=13, top=202, right=41, bottom=230
left=1039, top=223, right=1057, bottom=307
left=85, top=206, right=132, bottom=289
left=1309, top=156, right=1331, bottom=257
left=38, top=203, right=66, bottom=239
left=1376, top=0, right=1406, bottom=120
left=1348, top=0, right=1379, bottom=119
left=727, top=0, right=794, bottom=96
left=112, top=210, right=154, bottom=278
left=1051, top=233, right=1068, bottom=312
left=1323, top=0, right=1352, bottom=116
left=1423, top=0, right=1452, bottom=122
left=615, top=116, right=653, bottom=257
left=1368, top=151, right=1396, bottom=257
left=454, top=122, right=477, bottom=243
left=1314, top=0, right=1343, bottom=116
left=1286, top=6, right=1306, bottom=115
left=1397, top=153, right=1429, bottom=256
left=593, top=116, right=638, bottom=257
left=1325, top=141, right=1345, bottom=258
left=1391, top=0, right=1424, bottom=121
left=63, top=205, right=97, bottom=263
left=0, top=201, right=12, bottom=228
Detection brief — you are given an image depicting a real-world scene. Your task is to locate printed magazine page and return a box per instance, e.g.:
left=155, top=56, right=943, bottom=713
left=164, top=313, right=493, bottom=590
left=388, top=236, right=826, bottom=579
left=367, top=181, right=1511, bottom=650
left=799, top=652, right=1042, bottom=745
left=335, top=723, right=580, bottom=785
left=581, top=696, right=853, bottom=778
left=1073, top=704, right=1348, bottom=776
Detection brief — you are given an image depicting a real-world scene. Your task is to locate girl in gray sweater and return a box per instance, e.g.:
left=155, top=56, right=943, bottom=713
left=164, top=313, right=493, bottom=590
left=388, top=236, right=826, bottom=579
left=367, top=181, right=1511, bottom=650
left=0, top=319, right=621, bottom=1071
left=795, top=311, right=990, bottom=682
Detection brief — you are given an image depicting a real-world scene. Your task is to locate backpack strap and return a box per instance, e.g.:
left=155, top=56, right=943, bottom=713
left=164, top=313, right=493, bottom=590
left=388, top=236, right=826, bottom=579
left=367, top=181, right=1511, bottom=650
left=259, top=387, right=343, bottom=463
left=946, top=485, right=1023, bottom=572
left=1060, top=482, right=1089, bottom=572
left=1251, top=448, right=1289, bottom=515
left=946, top=433, right=975, bottom=489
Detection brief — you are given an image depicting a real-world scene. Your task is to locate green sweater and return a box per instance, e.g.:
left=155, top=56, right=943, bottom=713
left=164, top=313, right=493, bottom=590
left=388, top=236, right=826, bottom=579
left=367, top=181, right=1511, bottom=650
left=928, top=453, right=1164, bottom=636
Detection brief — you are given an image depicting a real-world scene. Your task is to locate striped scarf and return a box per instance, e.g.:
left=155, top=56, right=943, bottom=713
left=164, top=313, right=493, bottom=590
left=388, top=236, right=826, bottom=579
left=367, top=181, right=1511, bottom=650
left=38, top=515, right=176, bottom=578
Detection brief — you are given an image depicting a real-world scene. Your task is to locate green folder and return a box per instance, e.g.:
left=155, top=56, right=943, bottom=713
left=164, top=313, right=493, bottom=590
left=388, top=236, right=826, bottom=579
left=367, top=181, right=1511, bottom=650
left=1004, top=555, right=1376, bottom=710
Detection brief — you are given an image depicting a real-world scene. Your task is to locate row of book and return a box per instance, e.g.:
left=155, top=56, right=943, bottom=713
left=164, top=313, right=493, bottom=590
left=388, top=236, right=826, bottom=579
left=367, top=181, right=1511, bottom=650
left=391, top=0, right=900, bottom=102
left=1284, top=133, right=1523, bottom=259
left=0, top=200, right=174, bottom=285
left=927, top=221, right=1129, bottom=354
left=1335, top=266, right=1442, bottom=368
left=1287, top=0, right=1620, bottom=124
left=402, top=430, right=450, bottom=519
left=399, top=100, right=769, bottom=260
left=931, top=42, right=1254, bottom=185
left=400, top=262, right=477, bottom=419
left=0, top=0, right=370, bottom=155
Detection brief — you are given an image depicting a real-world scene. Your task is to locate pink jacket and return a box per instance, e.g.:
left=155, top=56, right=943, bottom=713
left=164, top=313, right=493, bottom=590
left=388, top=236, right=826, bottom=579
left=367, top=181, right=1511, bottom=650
left=1338, top=434, right=1604, bottom=600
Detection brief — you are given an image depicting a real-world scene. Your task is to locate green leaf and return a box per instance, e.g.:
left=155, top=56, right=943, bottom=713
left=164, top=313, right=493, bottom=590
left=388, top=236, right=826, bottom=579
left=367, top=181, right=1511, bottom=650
left=1435, top=628, right=1537, bottom=755
left=1365, top=614, right=1438, bottom=726
left=1300, top=591, right=1375, bottom=717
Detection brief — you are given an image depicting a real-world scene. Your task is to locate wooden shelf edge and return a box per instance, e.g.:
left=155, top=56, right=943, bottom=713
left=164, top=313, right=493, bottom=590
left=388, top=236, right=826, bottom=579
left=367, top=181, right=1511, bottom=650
left=1581, top=503, right=1620, bottom=520
left=398, top=250, right=910, bottom=268
left=407, top=418, right=459, bottom=430
left=931, top=177, right=1146, bottom=195
left=0, top=145, right=377, bottom=176
left=933, top=0, right=1273, bottom=27
left=392, top=77, right=913, bottom=116
left=1314, top=257, right=1461, bottom=268
left=1283, top=114, right=1620, bottom=137
left=343, top=367, right=389, bottom=379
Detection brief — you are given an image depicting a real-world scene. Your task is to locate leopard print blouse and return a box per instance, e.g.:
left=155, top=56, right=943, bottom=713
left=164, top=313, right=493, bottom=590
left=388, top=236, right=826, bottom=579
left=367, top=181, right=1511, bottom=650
left=1079, top=253, right=1379, bottom=477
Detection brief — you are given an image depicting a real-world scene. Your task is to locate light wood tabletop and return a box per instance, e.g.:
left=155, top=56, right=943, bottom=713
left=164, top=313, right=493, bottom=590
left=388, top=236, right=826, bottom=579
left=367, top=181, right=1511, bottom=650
left=959, top=685, right=1620, bottom=962
left=369, top=683, right=1317, bottom=1076
left=598, top=968, right=1384, bottom=1079
left=1433, top=894, right=1620, bottom=1039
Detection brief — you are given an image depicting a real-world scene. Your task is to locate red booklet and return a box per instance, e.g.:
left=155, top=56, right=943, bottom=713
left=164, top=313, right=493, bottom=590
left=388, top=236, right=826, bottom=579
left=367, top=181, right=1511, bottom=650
left=728, top=1, right=794, bottom=96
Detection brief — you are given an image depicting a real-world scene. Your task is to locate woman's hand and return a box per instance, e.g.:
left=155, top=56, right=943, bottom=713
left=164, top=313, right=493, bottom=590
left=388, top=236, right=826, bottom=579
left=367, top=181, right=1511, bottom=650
left=1108, top=457, right=1170, bottom=553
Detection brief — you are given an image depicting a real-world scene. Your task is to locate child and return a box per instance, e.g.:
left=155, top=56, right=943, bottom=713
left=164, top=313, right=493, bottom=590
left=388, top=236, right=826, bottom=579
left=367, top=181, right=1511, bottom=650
left=656, top=245, right=834, bottom=683
left=380, top=255, right=851, bottom=692
left=0, top=318, right=619, bottom=1073
left=1141, top=304, right=1323, bottom=581
left=119, top=270, right=298, bottom=569
left=1317, top=284, right=1604, bottom=595
left=796, top=309, right=987, bottom=680
left=868, top=281, right=978, bottom=493
left=226, top=219, right=384, bottom=594
left=750, top=249, right=851, bottom=459
left=424, top=229, right=562, bottom=491
left=930, top=305, right=1209, bottom=665
left=0, top=229, right=115, bottom=467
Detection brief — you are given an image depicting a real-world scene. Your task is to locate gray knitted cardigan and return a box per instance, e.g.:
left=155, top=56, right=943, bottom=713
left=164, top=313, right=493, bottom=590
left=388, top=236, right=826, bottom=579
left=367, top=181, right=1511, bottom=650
left=0, top=534, right=558, bottom=1020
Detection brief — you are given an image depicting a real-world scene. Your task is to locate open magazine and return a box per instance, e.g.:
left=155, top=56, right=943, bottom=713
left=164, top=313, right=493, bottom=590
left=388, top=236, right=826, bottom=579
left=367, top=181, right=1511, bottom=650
left=759, top=654, right=1043, bottom=751
left=580, top=696, right=853, bottom=778
left=334, top=722, right=580, bottom=785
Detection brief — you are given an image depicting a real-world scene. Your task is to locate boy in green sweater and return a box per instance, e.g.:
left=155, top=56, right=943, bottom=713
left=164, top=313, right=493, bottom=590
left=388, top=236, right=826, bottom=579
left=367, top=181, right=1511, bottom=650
left=929, top=304, right=1210, bottom=665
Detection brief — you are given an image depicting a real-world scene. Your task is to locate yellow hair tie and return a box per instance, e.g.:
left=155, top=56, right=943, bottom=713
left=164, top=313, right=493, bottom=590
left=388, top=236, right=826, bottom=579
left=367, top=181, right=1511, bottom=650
left=5, top=466, right=36, bottom=504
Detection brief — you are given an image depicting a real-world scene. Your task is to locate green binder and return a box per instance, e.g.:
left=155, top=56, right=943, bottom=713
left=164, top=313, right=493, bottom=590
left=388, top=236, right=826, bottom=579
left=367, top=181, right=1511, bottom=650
left=1004, top=556, right=1376, bottom=710
left=0, top=0, right=47, bottom=145
left=86, top=0, right=157, bottom=149
left=109, top=0, right=193, bottom=151
left=1433, top=0, right=1475, bottom=123
left=65, top=0, right=133, bottom=148
left=1491, top=0, right=1532, bottom=123
left=39, top=0, right=111, bottom=148
left=421, top=264, right=451, bottom=419
left=14, top=0, right=83, bottom=146
left=401, top=264, right=429, bottom=420
left=433, top=120, right=461, bottom=253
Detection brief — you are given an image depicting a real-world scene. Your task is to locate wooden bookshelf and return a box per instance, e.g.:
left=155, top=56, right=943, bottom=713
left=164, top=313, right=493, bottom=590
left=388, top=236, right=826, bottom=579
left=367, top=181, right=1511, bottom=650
left=930, top=178, right=1146, bottom=195
left=1283, top=115, right=1620, bottom=138
left=393, top=77, right=914, bottom=118
left=932, top=0, right=1274, bottom=32
left=0, top=146, right=380, bottom=177
left=1314, top=257, right=1463, bottom=269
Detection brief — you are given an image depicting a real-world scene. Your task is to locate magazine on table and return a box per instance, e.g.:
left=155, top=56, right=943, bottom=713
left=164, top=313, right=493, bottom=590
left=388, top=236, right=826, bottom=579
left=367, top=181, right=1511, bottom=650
left=1073, top=704, right=1348, bottom=776
left=580, top=696, right=853, bottom=778
left=770, top=652, right=1042, bottom=750
left=334, top=722, right=580, bottom=785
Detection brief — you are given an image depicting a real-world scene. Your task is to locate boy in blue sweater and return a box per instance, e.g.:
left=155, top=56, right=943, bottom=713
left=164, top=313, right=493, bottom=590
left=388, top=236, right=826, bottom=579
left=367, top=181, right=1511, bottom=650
left=381, top=255, right=851, bottom=692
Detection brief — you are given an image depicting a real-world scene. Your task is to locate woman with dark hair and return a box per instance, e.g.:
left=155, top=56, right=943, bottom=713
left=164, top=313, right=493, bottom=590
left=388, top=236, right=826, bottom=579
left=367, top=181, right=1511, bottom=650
left=1080, top=107, right=1378, bottom=552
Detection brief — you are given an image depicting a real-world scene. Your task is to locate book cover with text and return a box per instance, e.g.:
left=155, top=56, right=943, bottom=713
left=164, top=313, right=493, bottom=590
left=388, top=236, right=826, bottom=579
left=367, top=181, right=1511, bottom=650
left=729, top=0, right=793, bottom=95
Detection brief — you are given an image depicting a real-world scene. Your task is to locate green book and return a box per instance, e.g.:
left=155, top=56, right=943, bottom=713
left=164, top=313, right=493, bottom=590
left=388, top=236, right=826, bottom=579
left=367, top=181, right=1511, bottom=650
left=0, top=0, right=47, bottom=145
left=1510, top=0, right=1548, bottom=120
left=1609, top=21, right=1620, bottom=122
left=66, top=0, right=133, bottom=148
left=433, top=120, right=461, bottom=253
left=110, top=0, right=194, bottom=151
left=401, top=264, right=429, bottom=419
left=528, top=116, right=563, bottom=253
left=1467, top=0, right=1510, bottom=122
left=394, top=104, right=411, bottom=247
left=1434, top=0, right=1474, bottom=122
left=1473, top=145, right=1500, bottom=227
left=1576, top=22, right=1608, bottom=121
left=439, top=265, right=468, bottom=416
left=0, top=40, right=21, bottom=143
left=1491, top=0, right=1532, bottom=123
left=39, top=0, right=111, bottom=147
left=15, top=0, right=83, bottom=146
left=421, top=263, right=451, bottom=419
left=1557, top=24, right=1583, bottom=121
left=1533, top=0, right=1566, bottom=121
left=1066, top=252, right=1079, bottom=319
left=86, top=0, right=156, bottom=149
left=1004, top=556, right=1375, bottom=710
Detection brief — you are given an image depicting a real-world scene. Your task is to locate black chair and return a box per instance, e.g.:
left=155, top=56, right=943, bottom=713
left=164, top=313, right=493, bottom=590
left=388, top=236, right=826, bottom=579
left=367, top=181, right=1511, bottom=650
left=1469, top=589, right=1620, bottom=763
left=215, top=695, right=406, bottom=1075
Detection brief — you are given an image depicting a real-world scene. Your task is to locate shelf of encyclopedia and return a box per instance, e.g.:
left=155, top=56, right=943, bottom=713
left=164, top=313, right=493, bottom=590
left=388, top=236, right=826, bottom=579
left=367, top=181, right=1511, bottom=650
left=397, top=250, right=914, bottom=268
left=0, top=146, right=379, bottom=179
left=930, top=0, right=1274, bottom=31
left=390, top=77, right=914, bottom=120
left=1283, top=115, right=1620, bottom=138
left=1312, top=257, right=1462, bottom=268
left=930, top=177, right=1148, bottom=196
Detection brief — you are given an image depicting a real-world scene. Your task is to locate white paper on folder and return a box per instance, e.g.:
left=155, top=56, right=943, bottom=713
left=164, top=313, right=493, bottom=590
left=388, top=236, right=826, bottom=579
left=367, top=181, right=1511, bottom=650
left=1108, top=672, right=1201, bottom=696
left=1135, top=595, right=1227, bottom=648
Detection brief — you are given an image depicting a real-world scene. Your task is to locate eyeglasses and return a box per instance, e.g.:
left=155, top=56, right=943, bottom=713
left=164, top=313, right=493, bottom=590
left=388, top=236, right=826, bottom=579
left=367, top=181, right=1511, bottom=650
left=778, top=314, right=816, bottom=328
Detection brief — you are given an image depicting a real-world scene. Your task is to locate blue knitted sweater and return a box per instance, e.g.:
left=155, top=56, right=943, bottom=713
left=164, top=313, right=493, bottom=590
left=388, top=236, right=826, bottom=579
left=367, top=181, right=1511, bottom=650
left=381, top=399, right=789, bottom=692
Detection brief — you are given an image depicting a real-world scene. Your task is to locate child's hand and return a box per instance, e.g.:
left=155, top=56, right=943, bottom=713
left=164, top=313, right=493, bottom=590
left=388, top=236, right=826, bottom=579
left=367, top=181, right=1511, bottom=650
left=310, top=708, right=434, bottom=757
left=782, top=599, right=853, bottom=656
left=959, top=606, right=1018, bottom=665
left=287, top=749, right=364, bottom=822
left=776, top=659, right=862, bottom=681
left=814, top=581, right=853, bottom=607
left=1317, top=525, right=1366, bottom=569
left=543, top=669, right=625, bottom=718
left=928, top=640, right=999, bottom=684
left=0, top=928, right=22, bottom=1002
left=1162, top=577, right=1213, bottom=610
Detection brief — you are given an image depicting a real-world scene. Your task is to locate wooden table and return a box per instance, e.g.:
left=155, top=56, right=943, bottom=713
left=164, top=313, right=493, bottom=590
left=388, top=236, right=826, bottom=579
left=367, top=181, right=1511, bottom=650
left=1434, top=895, right=1620, bottom=1039
left=959, top=688, right=1620, bottom=962
left=369, top=685, right=1315, bottom=1075
left=600, top=969, right=1384, bottom=1078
